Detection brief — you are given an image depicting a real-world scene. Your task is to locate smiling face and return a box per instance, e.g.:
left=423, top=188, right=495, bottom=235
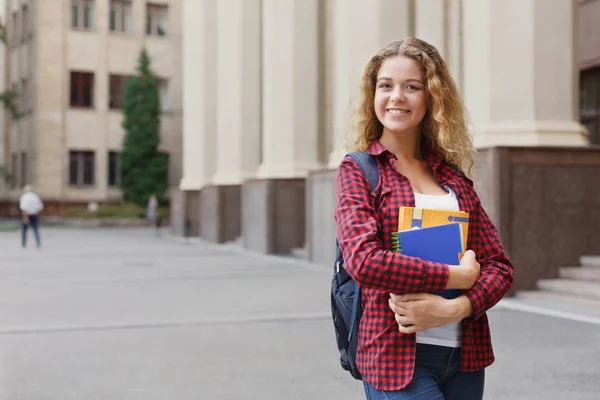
left=374, top=55, right=427, bottom=138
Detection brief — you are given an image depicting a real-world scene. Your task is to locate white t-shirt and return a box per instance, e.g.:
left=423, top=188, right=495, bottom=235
left=19, top=192, right=44, bottom=215
left=414, top=186, right=462, bottom=348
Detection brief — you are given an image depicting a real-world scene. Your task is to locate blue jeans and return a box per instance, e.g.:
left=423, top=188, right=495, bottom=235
left=22, top=214, right=41, bottom=247
left=363, top=344, right=485, bottom=400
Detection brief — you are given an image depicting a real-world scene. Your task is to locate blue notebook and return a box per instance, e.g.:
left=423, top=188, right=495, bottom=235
left=391, top=223, right=464, bottom=299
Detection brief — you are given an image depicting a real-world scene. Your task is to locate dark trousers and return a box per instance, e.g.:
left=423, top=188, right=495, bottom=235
left=363, top=344, right=485, bottom=400
left=22, top=214, right=41, bottom=247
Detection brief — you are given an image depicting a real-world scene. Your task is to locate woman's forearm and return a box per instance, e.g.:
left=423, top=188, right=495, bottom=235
left=449, top=295, right=474, bottom=321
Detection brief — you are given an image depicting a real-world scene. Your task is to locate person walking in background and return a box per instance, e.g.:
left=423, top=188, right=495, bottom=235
left=146, top=194, right=158, bottom=228
left=19, top=185, right=44, bottom=248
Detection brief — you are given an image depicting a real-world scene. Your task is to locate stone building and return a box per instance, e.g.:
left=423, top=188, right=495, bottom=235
left=173, top=0, right=600, bottom=294
left=0, top=0, right=183, bottom=213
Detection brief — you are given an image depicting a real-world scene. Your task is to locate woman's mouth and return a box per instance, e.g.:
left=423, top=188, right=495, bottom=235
left=387, top=108, right=410, bottom=116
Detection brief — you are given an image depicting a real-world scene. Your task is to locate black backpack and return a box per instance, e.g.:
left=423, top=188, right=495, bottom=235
left=331, top=152, right=379, bottom=380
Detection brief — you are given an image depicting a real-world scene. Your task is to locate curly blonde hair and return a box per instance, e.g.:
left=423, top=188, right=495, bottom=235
left=346, top=37, right=475, bottom=176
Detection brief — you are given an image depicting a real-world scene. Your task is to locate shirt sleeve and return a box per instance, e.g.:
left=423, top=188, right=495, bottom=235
left=335, top=156, right=449, bottom=294
left=463, top=195, right=514, bottom=319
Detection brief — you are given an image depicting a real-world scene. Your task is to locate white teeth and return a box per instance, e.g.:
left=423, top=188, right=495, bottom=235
left=388, top=109, right=408, bottom=115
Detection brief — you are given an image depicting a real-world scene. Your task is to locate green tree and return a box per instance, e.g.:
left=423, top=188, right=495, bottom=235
left=120, top=48, right=168, bottom=206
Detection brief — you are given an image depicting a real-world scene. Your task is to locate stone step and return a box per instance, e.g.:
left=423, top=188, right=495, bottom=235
left=517, top=290, right=600, bottom=309
left=537, top=278, right=600, bottom=301
left=580, top=256, right=600, bottom=268
left=559, top=267, right=600, bottom=282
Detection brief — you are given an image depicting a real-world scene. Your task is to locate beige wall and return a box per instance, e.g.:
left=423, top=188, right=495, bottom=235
left=4, top=0, right=182, bottom=202
left=4, top=0, right=36, bottom=198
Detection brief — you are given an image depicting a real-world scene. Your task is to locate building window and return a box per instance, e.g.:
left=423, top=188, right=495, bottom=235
left=159, top=151, right=169, bottom=182
left=20, top=152, right=27, bottom=187
left=110, top=0, right=132, bottom=33
left=12, top=81, right=20, bottom=114
left=12, top=11, right=19, bottom=46
left=146, top=4, right=168, bottom=36
left=580, top=67, right=600, bottom=145
left=11, top=153, right=17, bottom=189
left=109, top=74, right=130, bottom=109
left=21, top=4, right=28, bottom=43
left=157, top=79, right=169, bottom=112
left=108, top=151, right=120, bottom=186
left=20, top=78, right=28, bottom=113
left=72, top=0, right=94, bottom=30
left=69, top=151, right=95, bottom=186
left=70, top=71, right=94, bottom=108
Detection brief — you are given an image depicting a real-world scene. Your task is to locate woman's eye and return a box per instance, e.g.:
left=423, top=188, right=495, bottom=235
left=407, top=85, right=420, bottom=91
left=378, top=83, right=392, bottom=89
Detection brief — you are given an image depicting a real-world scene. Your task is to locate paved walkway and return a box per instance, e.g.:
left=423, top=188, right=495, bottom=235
left=0, top=227, right=598, bottom=399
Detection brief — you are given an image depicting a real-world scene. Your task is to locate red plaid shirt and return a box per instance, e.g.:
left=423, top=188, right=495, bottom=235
left=335, top=140, right=514, bottom=391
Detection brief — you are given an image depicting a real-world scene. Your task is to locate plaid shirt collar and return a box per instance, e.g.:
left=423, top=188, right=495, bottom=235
left=367, top=138, right=446, bottom=173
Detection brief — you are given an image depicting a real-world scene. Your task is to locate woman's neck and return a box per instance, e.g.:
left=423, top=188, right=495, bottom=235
left=379, top=129, right=423, bottom=163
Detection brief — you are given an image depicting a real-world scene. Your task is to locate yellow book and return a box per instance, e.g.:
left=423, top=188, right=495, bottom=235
left=398, top=207, right=470, bottom=252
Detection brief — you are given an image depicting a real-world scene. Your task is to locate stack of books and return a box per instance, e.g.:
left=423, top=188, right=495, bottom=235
left=391, top=206, right=470, bottom=299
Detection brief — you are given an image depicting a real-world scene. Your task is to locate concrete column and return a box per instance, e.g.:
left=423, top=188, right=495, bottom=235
left=201, top=0, right=261, bottom=243
left=212, top=0, right=261, bottom=185
left=463, top=0, right=587, bottom=147
left=415, top=0, right=446, bottom=56
left=446, top=0, right=464, bottom=90
left=414, top=0, right=464, bottom=89
left=415, top=0, right=464, bottom=90
left=327, top=0, right=413, bottom=167
left=174, top=0, right=217, bottom=236
left=179, top=0, right=217, bottom=190
left=256, top=0, right=321, bottom=179
left=242, top=0, right=321, bottom=254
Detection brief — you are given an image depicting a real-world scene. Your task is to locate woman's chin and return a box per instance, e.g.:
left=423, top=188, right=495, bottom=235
left=382, top=122, right=419, bottom=135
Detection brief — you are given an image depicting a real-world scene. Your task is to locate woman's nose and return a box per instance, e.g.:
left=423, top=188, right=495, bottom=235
left=390, top=87, right=405, bottom=103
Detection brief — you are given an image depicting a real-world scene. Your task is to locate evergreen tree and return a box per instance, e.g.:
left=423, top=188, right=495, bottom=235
left=120, top=48, right=168, bottom=206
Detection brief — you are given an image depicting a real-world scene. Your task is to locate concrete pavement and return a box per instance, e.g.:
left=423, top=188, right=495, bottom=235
left=0, top=227, right=598, bottom=399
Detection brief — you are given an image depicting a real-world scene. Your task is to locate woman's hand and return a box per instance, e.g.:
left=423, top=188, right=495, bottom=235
left=447, top=250, right=481, bottom=290
left=388, top=293, right=473, bottom=334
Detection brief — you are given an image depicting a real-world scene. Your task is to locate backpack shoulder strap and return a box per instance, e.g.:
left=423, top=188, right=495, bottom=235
left=334, top=152, right=379, bottom=265
left=447, top=162, right=474, bottom=187
left=448, top=162, right=462, bottom=174
left=347, top=152, right=379, bottom=193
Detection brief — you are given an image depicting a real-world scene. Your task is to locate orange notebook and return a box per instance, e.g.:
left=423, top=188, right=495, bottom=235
left=397, top=206, right=470, bottom=252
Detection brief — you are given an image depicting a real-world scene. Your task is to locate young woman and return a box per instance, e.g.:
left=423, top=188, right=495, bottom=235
left=335, top=37, right=514, bottom=399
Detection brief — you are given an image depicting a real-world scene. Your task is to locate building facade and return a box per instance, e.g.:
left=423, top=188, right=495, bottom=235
left=0, top=0, right=182, bottom=212
left=173, top=0, right=600, bottom=294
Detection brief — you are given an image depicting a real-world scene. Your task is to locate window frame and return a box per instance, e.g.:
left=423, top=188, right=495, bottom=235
left=69, top=150, right=96, bottom=186
left=580, top=67, right=600, bottom=145
left=21, top=4, right=29, bottom=44
left=146, top=4, right=168, bottom=37
left=20, top=152, right=27, bottom=188
left=109, top=0, right=133, bottom=33
left=108, top=151, right=120, bottom=187
left=108, top=74, right=130, bottom=109
left=157, top=78, right=169, bottom=112
left=70, top=71, right=95, bottom=108
left=72, top=0, right=95, bottom=30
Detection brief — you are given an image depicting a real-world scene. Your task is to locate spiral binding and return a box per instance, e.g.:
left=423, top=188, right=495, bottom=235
left=390, top=231, right=401, bottom=253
